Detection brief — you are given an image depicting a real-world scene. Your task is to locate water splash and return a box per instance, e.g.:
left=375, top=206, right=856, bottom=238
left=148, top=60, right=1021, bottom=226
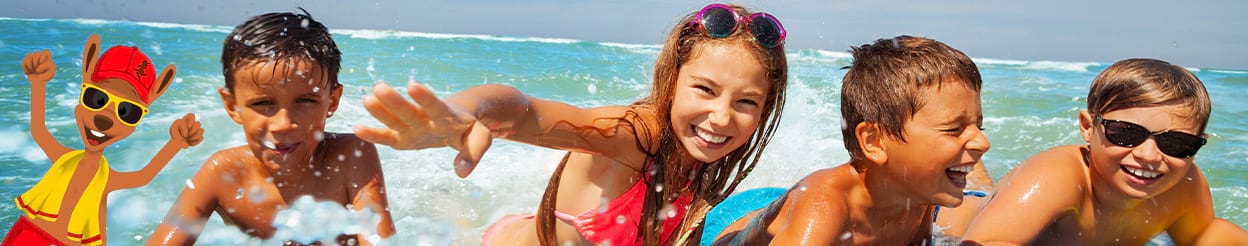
left=270, top=196, right=384, bottom=245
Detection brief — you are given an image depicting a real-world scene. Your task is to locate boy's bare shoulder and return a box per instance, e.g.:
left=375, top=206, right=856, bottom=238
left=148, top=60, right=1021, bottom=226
left=995, top=145, right=1089, bottom=206
left=201, top=146, right=257, bottom=172
left=784, top=165, right=858, bottom=216
left=1012, top=145, right=1089, bottom=181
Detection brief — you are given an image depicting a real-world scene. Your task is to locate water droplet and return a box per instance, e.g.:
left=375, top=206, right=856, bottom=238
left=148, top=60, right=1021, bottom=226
left=134, top=235, right=142, bottom=240
left=185, top=179, right=196, bottom=190
left=265, top=177, right=274, bottom=183
left=313, top=131, right=325, bottom=142
left=655, top=184, right=664, bottom=192
left=616, top=215, right=626, bottom=224
left=599, top=197, right=610, bottom=213
left=346, top=238, right=357, bottom=245
left=235, top=188, right=244, bottom=199
left=314, top=171, right=322, bottom=177
left=799, top=186, right=807, bottom=191
left=312, top=86, right=320, bottom=93
left=300, top=19, right=310, bottom=28
left=338, top=155, right=346, bottom=161
left=840, top=232, right=852, bottom=240
left=244, top=40, right=253, bottom=46
left=228, top=208, right=236, bottom=214
left=587, top=84, right=598, bottom=94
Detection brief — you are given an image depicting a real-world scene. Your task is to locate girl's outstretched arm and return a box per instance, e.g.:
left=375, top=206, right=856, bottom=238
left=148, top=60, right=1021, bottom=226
left=354, top=81, right=648, bottom=178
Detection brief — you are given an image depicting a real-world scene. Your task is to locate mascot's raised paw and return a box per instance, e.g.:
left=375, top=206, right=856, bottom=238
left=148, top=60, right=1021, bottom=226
left=22, top=50, right=56, bottom=83
left=170, top=113, right=204, bottom=149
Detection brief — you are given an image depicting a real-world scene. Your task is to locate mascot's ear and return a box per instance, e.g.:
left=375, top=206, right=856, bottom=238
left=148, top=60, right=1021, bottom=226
left=148, top=64, right=176, bottom=104
left=83, top=34, right=101, bottom=76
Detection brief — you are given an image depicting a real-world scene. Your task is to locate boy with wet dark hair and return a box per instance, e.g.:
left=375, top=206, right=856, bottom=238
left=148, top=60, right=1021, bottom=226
left=148, top=9, right=395, bottom=245
left=713, top=35, right=990, bottom=245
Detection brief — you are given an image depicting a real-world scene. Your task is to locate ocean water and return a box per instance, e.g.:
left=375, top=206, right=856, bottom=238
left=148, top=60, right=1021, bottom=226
left=0, top=17, right=1244, bottom=245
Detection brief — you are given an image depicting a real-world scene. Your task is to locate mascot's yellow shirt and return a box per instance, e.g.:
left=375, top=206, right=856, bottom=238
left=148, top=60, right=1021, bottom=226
left=15, top=150, right=109, bottom=245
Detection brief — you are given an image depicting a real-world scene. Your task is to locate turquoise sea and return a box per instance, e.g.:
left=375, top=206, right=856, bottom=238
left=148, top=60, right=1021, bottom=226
left=1, top=17, right=1244, bottom=245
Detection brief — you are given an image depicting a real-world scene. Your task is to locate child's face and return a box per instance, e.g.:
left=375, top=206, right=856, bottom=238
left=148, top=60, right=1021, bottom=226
left=1081, top=104, right=1200, bottom=199
left=881, top=82, right=989, bottom=207
left=671, top=42, right=770, bottom=163
left=220, top=59, right=342, bottom=170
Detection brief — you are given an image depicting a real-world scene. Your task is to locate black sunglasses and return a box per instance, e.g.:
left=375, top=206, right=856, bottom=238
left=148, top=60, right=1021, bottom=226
left=1095, top=115, right=1206, bottom=158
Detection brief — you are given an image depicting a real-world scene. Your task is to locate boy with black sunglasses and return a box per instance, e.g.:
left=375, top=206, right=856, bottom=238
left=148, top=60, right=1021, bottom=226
left=962, top=58, right=1248, bottom=245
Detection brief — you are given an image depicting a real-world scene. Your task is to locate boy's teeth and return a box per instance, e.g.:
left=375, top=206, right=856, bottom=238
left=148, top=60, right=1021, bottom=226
left=1123, top=166, right=1161, bottom=179
left=90, top=130, right=105, bottom=137
left=947, top=165, right=973, bottom=173
left=696, top=128, right=728, bottom=144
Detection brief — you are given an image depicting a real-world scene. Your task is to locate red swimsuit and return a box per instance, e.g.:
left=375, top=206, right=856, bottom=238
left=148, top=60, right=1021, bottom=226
left=483, top=179, right=693, bottom=246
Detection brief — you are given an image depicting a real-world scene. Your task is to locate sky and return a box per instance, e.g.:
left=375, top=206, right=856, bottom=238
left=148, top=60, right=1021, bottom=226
left=3, top=0, right=1245, bottom=70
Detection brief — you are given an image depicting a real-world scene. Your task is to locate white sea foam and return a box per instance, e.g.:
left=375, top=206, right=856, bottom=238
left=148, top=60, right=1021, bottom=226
left=271, top=196, right=385, bottom=245
left=601, top=42, right=661, bottom=55
left=334, top=29, right=581, bottom=44
left=814, top=49, right=853, bottom=59
left=132, top=21, right=233, bottom=33
left=972, top=58, right=1029, bottom=66
left=334, top=29, right=491, bottom=40
left=1208, top=69, right=1248, bottom=74
left=0, top=128, right=48, bottom=163
left=973, top=58, right=1100, bottom=73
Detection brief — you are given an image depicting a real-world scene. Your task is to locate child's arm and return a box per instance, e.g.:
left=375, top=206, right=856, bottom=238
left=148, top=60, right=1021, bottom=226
left=355, top=82, right=647, bottom=177
left=146, top=154, right=223, bottom=246
left=344, top=141, right=395, bottom=245
left=22, top=49, right=71, bottom=160
left=1186, top=219, right=1248, bottom=245
left=961, top=147, right=1085, bottom=245
left=109, top=113, right=203, bottom=190
left=1165, top=168, right=1248, bottom=245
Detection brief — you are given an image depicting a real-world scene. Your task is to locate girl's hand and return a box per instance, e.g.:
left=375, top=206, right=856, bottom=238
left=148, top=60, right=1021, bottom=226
left=354, top=81, right=492, bottom=178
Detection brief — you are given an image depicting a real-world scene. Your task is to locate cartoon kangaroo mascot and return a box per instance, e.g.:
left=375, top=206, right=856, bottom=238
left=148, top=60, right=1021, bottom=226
left=3, top=34, right=203, bottom=246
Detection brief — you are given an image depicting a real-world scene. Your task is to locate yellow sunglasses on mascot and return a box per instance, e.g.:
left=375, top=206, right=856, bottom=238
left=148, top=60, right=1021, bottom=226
left=79, top=83, right=149, bottom=126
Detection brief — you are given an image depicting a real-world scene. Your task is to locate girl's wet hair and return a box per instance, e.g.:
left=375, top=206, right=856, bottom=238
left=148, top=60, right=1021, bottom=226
left=221, top=7, right=341, bottom=90
left=1087, top=58, right=1211, bottom=133
left=535, top=4, right=788, bottom=245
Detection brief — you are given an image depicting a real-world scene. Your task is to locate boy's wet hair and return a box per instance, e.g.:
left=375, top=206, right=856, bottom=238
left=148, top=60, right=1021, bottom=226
left=1087, top=58, right=1210, bottom=133
left=840, top=35, right=982, bottom=161
left=221, top=8, right=341, bottom=90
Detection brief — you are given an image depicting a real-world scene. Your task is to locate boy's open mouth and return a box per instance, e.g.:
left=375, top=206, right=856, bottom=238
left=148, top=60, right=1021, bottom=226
left=83, top=127, right=113, bottom=146
left=945, top=164, right=972, bottom=188
left=692, top=126, right=730, bottom=148
left=264, top=141, right=301, bottom=156
left=1121, top=165, right=1162, bottom=184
